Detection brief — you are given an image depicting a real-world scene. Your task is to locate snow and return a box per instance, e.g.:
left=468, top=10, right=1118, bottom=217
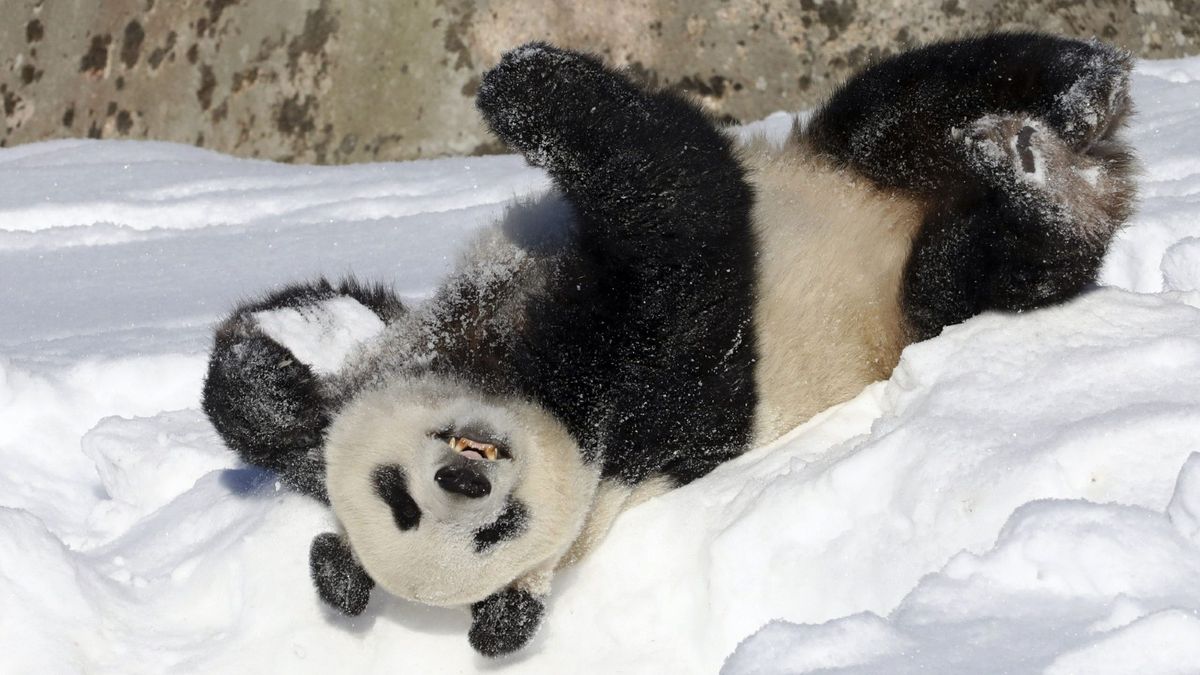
left=253, top=298, right=386, bottom=376
left=3, top=57, right=1200, bottom=674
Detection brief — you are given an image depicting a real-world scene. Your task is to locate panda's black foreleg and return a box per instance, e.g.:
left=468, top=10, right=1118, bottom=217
left=202, top=278, right=405, bottom=503
left=476, top=43, right=760, bottom=485
left=805, top=32, right=1132, bottom=195
left=309, top=532, right=376, bottom=616
left=477, top=43, right=760, bottom=486
left=902, top=113, right=1136, bottom=340
left=468, top=586, right=546, bottom=657
left=475, top=43, right=753, bottom=257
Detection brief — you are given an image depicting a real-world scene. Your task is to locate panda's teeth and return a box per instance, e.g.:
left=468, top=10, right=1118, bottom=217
left=449, top=436, right=500, bottom=460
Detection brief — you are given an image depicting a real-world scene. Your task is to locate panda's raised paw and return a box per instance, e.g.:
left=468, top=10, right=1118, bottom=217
left=1042, top=40, right=1133, bottom=150
left=309, top=532, right=375, bottom=616
left=476, top=42, right=641, bottom=167
left=477, top=42, right=602, bottom=115
left=468, top=586, right=546, bottom=657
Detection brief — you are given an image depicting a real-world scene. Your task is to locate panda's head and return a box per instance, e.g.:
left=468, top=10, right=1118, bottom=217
left=324, top=374, right=600, bottom=606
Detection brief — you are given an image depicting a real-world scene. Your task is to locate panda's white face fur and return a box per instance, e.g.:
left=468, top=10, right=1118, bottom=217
left=324, top=374, right=601, bottom=606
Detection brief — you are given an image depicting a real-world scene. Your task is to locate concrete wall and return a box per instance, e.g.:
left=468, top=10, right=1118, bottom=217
left=2, top=0, right=1197, bottom=164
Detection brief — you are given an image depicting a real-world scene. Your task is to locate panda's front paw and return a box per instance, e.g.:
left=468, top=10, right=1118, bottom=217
left=309, top=532, right=375, bottom=616
left=477, top=43, right=585, bottom=164
left=476, top=43, right=634, bottom=167
left=1043, top=40, right=1132, bottom=149
left=468, top=586, right=545, bottom=657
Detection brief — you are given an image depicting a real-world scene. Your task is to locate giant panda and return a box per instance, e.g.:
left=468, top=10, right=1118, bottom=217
left=201, top=33, right=1136, bottom=657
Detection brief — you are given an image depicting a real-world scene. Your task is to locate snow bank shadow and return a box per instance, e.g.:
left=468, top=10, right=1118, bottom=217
left=217, top=466, right=277, bottom=496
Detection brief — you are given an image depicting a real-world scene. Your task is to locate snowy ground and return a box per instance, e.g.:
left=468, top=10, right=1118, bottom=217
left=2, top=57, right=1200, bottom=674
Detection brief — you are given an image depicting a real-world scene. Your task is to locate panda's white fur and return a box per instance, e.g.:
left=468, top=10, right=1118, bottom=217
left=742, top=141, right=925, bottom=444
left=325, top=375, right=597, bottom=605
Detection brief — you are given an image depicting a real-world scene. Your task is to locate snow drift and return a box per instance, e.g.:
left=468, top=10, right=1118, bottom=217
left=2, top=57, right=1200, bottom=674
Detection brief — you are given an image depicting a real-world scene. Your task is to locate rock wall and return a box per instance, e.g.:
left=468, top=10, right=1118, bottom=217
left=2, top=0, right=1197, bottom=163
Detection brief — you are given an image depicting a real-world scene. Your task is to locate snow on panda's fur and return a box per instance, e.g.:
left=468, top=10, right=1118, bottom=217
left=201, top=34, right=1136, bottom=656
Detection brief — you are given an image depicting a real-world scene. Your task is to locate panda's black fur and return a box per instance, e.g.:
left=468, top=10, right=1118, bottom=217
left=201, top=33, right=1136, bottom=657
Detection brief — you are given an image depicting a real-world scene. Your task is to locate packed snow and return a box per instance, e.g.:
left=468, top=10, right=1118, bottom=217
left=2, top=57, right=1200, bottom=674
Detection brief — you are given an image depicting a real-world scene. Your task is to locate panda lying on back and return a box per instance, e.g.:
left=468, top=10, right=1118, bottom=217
left=202, top=33, right=1135, bottom=656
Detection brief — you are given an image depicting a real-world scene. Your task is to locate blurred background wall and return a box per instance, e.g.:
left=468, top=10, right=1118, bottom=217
left=2, top=0, right=1196, bottom=164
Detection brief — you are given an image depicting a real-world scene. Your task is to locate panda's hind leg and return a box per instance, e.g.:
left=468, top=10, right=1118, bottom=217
left=902, top=111, right=1136, bottom=341
left=805, top=33, right=1133, bottom=196
left=957, top=112, right=1136, bottom=240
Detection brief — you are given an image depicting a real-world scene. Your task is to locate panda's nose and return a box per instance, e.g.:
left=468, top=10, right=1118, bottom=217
left=435, top=464, right=491, bottom=498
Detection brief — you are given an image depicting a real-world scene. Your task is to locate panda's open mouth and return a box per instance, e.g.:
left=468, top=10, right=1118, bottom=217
left=450, top=436, right=500, bottom=461
left=432, top=428, right=512, bottom=461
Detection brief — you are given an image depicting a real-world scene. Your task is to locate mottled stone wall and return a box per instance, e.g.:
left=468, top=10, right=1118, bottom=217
left=2, top=0, right=1197, bottom=163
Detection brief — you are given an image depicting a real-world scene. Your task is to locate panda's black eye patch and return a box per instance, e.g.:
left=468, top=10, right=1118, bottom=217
left=473, top=497, right=529, bottom=552
left=371, top=464, right=421, bottom=531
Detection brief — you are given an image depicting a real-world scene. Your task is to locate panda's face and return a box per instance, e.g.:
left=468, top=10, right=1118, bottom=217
left=324, top=375, right=600, bottom=606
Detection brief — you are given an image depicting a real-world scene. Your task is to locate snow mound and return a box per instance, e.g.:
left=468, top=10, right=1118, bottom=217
left=2, top=58, right=1200, bottom=673
left=725, top=464, right=1200, bottom=674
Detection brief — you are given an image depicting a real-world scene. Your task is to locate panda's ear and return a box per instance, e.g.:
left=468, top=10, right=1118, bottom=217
left=468, top=586, right=546, bottom=657
left=202, top=278, right=402, bottom=503
left=309, top=532, right=375, bottom=616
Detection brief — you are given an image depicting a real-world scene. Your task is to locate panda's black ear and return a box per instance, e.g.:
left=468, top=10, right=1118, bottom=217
left=309, top=532, right=375, bottom=616
left=468, top=586, right=546, bottom=657
left=201, top=278, right=403, bottom=503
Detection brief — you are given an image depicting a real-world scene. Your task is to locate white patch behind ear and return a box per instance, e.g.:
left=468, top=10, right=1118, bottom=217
left=253, top=296, right=385, bottom=376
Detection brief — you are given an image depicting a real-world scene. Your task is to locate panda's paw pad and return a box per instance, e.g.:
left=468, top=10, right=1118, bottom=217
left=309, top=532, right=374, bottom=616
left=956, top=115, right=1072, bottom=192
left=956, top=113, right=1134, bottom=236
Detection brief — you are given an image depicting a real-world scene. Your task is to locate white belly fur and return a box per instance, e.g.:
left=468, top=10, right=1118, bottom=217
left=743, top=141, right=925, bottom=445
